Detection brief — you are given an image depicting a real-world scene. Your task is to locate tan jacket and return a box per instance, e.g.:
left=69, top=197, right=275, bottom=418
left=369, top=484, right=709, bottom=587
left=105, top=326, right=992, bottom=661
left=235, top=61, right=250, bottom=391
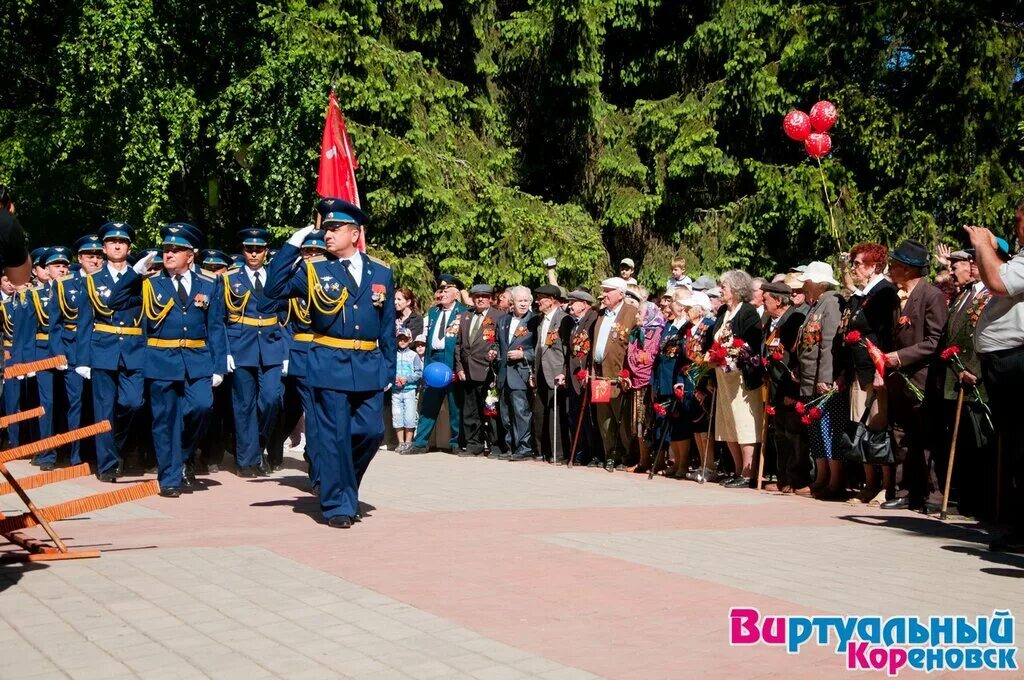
left=591, top=302, right=639, bottom=396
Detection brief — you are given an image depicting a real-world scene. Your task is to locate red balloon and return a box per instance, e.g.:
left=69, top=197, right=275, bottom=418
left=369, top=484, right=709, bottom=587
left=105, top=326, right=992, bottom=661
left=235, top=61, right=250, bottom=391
left=783, top=110, right=812, bottom=141
left=804, top=132, right=832, bottom=158
left=809, top=100, right=838, bottom=132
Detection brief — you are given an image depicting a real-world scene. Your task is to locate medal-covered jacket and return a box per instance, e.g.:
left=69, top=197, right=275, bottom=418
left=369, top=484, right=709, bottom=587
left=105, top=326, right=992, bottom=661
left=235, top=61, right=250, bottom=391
left=77, top=266, right=146, bottom=371
left=47, top=274, right=84, bottom=367
left=265, top=245, right=396, bottom=391
left=222, top=268, right=288, bottom=368
left=108, top=268, right=228, bottom=380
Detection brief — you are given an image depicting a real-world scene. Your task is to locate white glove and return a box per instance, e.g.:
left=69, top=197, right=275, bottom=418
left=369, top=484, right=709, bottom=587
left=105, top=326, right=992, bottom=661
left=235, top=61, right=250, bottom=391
left=212, top=373, right=223, bottom=388
left=133, top=251, right=157, bottom=275
left=281, top=360, right=289, bottom=376
left=27, top=371, right=36, bottom=378
left=286, top=225, right=316, bottom=248
left=57, top=363, right=68, bottom=371
left=74, top=366, right=91, bottom=380
left=226, top=355, right=236, bottom=372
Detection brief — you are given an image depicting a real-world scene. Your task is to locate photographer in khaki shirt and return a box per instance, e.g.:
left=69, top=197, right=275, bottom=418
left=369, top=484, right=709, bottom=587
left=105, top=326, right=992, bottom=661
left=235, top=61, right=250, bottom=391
left=965, top=200, right=1024, bottom=554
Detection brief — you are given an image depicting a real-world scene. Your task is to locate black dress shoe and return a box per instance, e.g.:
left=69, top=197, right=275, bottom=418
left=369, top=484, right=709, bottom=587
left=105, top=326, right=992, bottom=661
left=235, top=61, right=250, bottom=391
left=989, top=533, right=1024, bottom=553
left=97, top=471, right=118, bottom=483
left=327, top=515, right=353, bottom=529
left=457, top=448, right=476, bottom=457
left=39, top=463, right=56, bottom=472
left=509, top=453, right=532, bottom=462
left=310, top=483, right=320, bottom=496
left=159, top=487, right=182, bottom=498
left=724, top=476, right=751, bottom=488
left=604, top=460, right=616, bottom=471
left=492, top=451, right=510, bottom=460
left=401, top=445, right=428, bottom=455
left=586, top=459, right=600, bottom=467
left=207, top=464, right=219, bottom=474
left=880, top=497, right=910, bottom=510
left=183, top=465, right=198, bottom=485
left=237, top=466, right=258, bottom=478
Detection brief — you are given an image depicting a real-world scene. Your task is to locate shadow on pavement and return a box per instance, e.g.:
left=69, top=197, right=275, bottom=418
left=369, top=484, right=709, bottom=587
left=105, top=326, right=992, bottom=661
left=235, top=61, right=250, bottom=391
left=0, top=560, right=49, bottom=593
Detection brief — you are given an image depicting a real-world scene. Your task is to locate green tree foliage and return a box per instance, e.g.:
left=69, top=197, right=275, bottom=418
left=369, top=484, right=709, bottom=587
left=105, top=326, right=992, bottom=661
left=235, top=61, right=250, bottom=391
left=2, top=0, right=1022, bottom=298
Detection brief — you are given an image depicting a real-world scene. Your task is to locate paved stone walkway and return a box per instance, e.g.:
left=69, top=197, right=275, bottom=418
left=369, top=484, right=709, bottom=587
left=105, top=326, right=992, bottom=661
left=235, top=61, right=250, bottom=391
left=0, top=448, right=1020, bottom=679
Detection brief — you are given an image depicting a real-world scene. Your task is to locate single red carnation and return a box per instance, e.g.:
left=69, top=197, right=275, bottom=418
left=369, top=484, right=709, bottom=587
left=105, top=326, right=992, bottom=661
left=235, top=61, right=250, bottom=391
left=800, top=415, right=813, bottom=426
left=765, top=404, right=776, bottom=416
left=809, top=406, right=823, bottom=420
left=619, top=369, right=630, bottom=380
left=575, top=369, right=587, bottom=382
left=652, top=403, right=667, bottom=416
left=940, top=346, right=960, bottom=361
left=794, top=402, right=807, bottom=415
left=674, top=386, right=685, bottom=400
left=844, top=330, right=862, bottom=345
left=732, top=338, right=745, bottom=348
left=771, top=351, right=783, bottom=362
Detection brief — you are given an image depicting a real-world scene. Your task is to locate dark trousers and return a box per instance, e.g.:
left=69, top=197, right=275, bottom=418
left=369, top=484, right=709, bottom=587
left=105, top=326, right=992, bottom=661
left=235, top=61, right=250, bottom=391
left=268, top=375, right=315, bottom=480
left=148, top=377, right=213, bottom=489
left=232, top=364, right=283, bottom=468
left=201, top=377, right=233, bottom=468
left=890, top=388, right=936, bottom=503
left=311, top=388, right=383, bottom=519
left=981, top=349, right=1024, bottom=532
left=2, top=377, right=21, bottom=447
left=933, top=398, right=995, bottom=518
left=501, top=387, right=533, bottom=456
left=595, top=394, right=631, bottom=465
left=772, top=407, right=809, bottom=488
left=535, top=381, right=569, bottom=462
left=566, top=387, right=597, bottom=463
left=412, top=383, right=461, bottom=450
left=460, top=379, right=489, bottom=454
left=92, top=365, right=144, bottom=475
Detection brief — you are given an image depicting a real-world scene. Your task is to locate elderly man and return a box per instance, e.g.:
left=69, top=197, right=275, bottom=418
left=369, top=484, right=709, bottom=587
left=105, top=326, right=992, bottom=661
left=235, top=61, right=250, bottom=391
left=533, top=284, right=570, bottom=462
left=760, top=281, right=807, bottom=491
left=565, top=289, right=599, bottom=465
left=406, top=275, right=466, bottom=455
left=496, top=286, right=536, bottom=460
left=881, top=239, right=949, bottom=511
left=965, top=203, right=1024, bottom=552
left=455, top=283, right=503, bottom=456
left=590, top=277, right=639, bottom=470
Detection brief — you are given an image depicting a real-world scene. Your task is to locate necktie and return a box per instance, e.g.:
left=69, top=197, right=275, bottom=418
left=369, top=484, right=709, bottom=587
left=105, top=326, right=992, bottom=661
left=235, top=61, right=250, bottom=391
left=253, top=271, right=263, bottom=295
left=174, top=274, right=187, bottom=306
left=436, top=309, right=447, bottom=341
left=470, top=312, right=481, bottom=340
left=113, top=272, right=120, bottom=284
left=340, top=259, right=357, bottom=292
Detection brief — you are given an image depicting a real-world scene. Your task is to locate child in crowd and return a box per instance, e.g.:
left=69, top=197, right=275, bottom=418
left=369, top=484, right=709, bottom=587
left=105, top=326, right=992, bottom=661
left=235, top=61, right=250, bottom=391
left=393, top=328, right=423, bottom=452
left=666, top=256, right=692, bottom=290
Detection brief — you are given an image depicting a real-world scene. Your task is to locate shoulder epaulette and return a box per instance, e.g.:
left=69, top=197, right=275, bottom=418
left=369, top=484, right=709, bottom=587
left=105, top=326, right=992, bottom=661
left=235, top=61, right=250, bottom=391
left=308, top=255, right=327, bottom=264
left=30, top=284, right=43, bottom=292
left=367, top=254, right=390, bottom=269
left=196, top=272, right=214, bottom=283
left=57, top=274, right=75, bottom=282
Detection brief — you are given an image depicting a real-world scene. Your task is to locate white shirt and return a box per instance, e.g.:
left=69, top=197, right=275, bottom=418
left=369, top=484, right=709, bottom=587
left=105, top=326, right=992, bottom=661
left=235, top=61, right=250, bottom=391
left=539, top=309, right=558, bottom=347
left=338, top=253, right=363, bottom=288
left=593, top=301, right=623, bottom=364
left=170, top=270, right=192, bottom=296
left=976, top=254, right=1024, bottom=353
left=856, top=274, right=885, bottom=297
left=431, top=304, right=455, bottom=351
left=245, top=265, right=267, bottom=290
left=508, top=314, right=528, bottom=342
left=106, top=262, right=129, bottom=283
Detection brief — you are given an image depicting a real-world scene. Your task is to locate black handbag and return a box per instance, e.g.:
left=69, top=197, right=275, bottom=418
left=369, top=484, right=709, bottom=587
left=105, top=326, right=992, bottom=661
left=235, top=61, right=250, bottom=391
left=842, top=392, right=894, bottom=464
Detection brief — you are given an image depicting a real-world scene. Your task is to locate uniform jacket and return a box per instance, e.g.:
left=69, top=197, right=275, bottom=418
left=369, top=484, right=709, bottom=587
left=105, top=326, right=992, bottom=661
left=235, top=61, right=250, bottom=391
left=889, top=280, right=948, bottom=392
left=454, top=306, right=503, bottom=383
left=14, top=285, right=53, bottom=363
left=836, top=278, right=899, bottom=389
left=2, top=293, right=24, bottom=364
left=762, top=306, right=806, bottom=403
left=565, top=308, right=598, bottom=395
left=109, top=268, right=228, bottom=381
left=265, top=245, right=396, bottom=391
left=223, top=267, right=288, bottom=368
left=496, top=311, right=536, bottom=391
left=534, top=308, right=570, bottom=390
left=77, top=265, right=146, bottom=371
left=47, top=274, right=83, bottom=366
left=795, top=290, right=843, bottom=398
left=423, top=302, right=467, bottom=370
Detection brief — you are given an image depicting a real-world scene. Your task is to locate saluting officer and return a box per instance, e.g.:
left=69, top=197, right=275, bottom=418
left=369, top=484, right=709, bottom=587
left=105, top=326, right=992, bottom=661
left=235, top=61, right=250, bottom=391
left=223, top=228, right=288, bottom=476
left=268, top=229, right=325, bottom=489
left=110, top=223, right=227, bottom=497
left=76, top=223, right=146, bottom=481
left=265, top=199, right=395, bottom=528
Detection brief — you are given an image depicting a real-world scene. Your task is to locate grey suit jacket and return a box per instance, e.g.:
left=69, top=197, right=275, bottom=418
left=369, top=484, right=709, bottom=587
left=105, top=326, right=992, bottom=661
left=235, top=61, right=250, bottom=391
left=795, top=289, right=843, bottom=398
left=534, top=308, right=569, bottom=389
left=496, top=311, right=536, bottom=390
left=454, top=307, right=504, bottom=383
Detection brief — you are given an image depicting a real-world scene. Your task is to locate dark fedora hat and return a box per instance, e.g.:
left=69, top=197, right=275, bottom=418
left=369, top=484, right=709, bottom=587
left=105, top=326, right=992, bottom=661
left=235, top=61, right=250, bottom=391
left=890, top=239, right=929, bottom=268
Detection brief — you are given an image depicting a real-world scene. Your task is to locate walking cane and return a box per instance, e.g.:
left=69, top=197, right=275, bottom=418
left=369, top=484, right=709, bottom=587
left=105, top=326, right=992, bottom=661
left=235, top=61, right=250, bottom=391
left=755, top=384, right=771, bottom=491
left=697, top=389, right=718, bottom=485
left=568, top=372, right=591, bottom=468
left=940, top=388, right=966, bottom=521
left=648, top=401, right=675, bottom=480
left=552, top=382, right=558, bottom=465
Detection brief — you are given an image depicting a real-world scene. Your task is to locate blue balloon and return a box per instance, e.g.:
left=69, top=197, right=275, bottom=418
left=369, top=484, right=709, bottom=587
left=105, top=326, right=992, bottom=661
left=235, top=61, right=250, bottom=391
left=423, top=362, right=453, bottom=389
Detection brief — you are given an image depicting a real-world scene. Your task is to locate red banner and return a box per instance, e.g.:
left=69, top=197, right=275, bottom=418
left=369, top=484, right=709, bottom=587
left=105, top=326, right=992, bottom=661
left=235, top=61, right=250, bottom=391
left=316, top=91, right=364, bottom=251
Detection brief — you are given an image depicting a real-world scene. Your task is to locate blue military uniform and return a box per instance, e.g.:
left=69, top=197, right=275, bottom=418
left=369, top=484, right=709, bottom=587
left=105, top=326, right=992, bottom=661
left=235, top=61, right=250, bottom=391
left=265, top=199, right=395, bottom=526
left=410, top=275, right=466, bottom=452
left=77, top=223, right=146, bottom=479
left=223, top=228, right=288, bottom=475
left=1, top=291, right=23, bottom=447
left=45, top=246, right=88, bottom=466
left=109, top=224, right=228, bottom=495
left=198, top=249, right=234, bottom=472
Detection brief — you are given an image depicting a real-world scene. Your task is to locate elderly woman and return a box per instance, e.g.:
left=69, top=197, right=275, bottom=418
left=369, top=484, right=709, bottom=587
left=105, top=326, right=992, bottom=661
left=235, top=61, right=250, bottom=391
left=626, top=294, right=666, bottom=471
left=794, top=262, right=847, bottom=497
left=837, top=243, right=899, bottom=504
left=703, top=270, right=764, bottom=488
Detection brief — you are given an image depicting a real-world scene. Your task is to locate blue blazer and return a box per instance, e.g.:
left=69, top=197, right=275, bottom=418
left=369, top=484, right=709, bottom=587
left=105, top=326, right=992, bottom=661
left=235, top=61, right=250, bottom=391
left=496, top=311, right=536, bottom=390
left=423, top=302, right=466, bottom=368
left=108, top=269, right=228, bottom=380
left=13, top=286, right=53, bottom=363
left=223, top=268, right=288, bottom=368
left=47, top=275, right=83, bottom=366
left=77, top=267, right=146, bottom=371
left=2, top=294, right=25, bottom=364
left=265, top=244, right=396, bottom=392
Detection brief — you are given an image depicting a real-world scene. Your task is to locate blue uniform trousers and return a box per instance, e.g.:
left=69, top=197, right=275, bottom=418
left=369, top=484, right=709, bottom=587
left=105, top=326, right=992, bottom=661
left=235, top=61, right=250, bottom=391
left=3, top=378, right=21, bottom=447
left=411, top=384, right=461, bottom=450
left=268, top=375, right=316, bottom=483
left=312, top=388, right=383, bottom=519
left=33, top=371, right=56, bottom=465
left=92, top=365, right=145, bottom=475
left=57, top=369, right=85, bottom=465
left=148, top=377, right=213, bottom=489
left=231, top=365, right=283, bottom=468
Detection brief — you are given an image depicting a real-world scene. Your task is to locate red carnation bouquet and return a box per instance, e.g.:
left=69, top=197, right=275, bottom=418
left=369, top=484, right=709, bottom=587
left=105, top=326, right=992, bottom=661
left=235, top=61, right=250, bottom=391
left=793, top=388, right=838, bottom=427
left=940, top=345, right=993, bottom=428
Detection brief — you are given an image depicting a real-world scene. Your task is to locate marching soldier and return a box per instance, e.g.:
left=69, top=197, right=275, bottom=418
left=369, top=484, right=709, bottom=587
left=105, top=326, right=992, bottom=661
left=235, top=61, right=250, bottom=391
left=198, top=249, right=234, bottom=473
left=1, top=277, right=24, bottom=448
left=76, top=223, right=146, bottom=481
left=223, top=228, right=288, bottom=476
left=109, top=223, right=227, bottom=497
left=265, top=199, right=395, bottom=528
left=47, top=245, right=90, bottom=466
